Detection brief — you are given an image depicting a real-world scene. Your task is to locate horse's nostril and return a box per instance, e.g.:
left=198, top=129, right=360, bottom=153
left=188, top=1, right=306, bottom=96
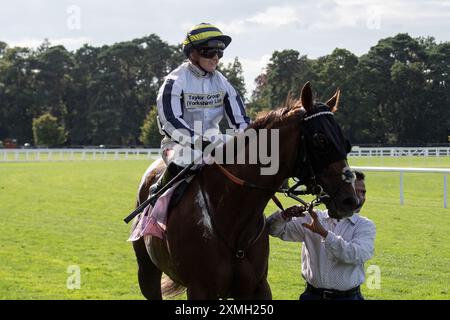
left=342, top=197, right=358, bottom=209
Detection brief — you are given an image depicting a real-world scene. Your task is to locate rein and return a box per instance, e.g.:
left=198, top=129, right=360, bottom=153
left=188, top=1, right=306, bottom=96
left=214, top=162, right=325, bottom=211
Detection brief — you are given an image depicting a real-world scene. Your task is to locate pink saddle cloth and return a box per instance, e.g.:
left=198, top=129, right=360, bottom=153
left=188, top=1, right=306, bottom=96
left=128, top=181, right=183, bottom=242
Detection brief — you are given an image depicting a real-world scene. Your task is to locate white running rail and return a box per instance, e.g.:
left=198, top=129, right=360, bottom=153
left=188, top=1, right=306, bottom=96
left=349, top=147, right=450, bottom=157
left=353, top=166, right=450, bottom=208
left=0, top=148, right=161, bottom=162
left=1, top=148, right=448, bottom=208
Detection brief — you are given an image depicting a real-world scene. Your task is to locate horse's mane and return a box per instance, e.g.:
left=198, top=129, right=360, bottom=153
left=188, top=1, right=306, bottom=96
left=249, top=94, right=305, bottom=130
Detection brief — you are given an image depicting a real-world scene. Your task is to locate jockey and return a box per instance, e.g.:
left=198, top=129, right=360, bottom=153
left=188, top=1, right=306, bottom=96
left=150, top=22, right=251, bottom=197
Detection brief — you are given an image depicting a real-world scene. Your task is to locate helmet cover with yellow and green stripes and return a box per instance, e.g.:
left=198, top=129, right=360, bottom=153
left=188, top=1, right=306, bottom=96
left=182, top=23, right=232, bottom=57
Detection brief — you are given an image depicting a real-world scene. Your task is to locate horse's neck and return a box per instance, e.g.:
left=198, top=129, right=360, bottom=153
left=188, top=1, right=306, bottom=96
left=224, top=123, right=299, bottom=192
left=199, top=163, right=275, bottom=246
left=204, top=128, right=296, bottom=213
left=197, top=123, right=299, bottom=246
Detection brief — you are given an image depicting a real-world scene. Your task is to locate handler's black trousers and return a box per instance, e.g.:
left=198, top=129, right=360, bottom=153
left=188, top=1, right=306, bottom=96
left=299, top=283, right=364, bottom=300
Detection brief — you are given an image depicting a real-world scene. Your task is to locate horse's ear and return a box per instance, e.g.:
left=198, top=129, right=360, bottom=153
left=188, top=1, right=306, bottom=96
left=326, top=89, right=340, bottom=112
left=300, top=82, right=314, bottom=113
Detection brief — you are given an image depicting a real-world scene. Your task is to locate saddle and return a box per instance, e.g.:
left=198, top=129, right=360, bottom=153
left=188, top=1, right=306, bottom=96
left=128, top=175, right=193, bottom=242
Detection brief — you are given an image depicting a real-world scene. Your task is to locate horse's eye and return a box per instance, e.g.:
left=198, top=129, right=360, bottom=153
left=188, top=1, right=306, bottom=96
left=342, top=168, right=356, bottom=184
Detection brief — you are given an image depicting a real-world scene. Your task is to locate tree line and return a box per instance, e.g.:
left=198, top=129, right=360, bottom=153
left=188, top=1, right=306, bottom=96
left=0, top=33, right=448, bottom=147
left=251, top=33, right=450, bottom=145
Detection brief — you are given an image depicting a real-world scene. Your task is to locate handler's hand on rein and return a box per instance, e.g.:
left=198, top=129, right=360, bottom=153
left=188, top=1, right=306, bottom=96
left=302, top=208, right=329, bottom=238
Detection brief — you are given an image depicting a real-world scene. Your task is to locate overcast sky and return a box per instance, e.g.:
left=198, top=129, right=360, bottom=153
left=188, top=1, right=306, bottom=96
left=2, top=0, right=450, bottom=97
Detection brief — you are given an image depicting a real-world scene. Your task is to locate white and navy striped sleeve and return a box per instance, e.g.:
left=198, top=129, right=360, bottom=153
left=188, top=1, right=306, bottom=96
left=221, top=76, right=251, bottom=131
left=156, top=76, right=195, bottom=145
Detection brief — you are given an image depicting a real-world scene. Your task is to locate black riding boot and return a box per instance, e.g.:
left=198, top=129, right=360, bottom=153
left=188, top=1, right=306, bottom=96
left=148, top=162, right=184, bottom=205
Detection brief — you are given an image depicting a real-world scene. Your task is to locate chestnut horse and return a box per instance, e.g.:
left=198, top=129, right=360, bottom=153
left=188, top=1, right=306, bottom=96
left=131, top=82, right=358, bottom=299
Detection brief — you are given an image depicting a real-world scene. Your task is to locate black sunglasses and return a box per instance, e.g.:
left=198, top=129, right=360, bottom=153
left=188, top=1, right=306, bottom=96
left=198, top=47, right=224, bottom=59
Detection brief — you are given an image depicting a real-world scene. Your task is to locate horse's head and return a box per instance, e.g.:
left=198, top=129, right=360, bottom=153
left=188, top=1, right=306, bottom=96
left=295, top=82, right=358, bottom=219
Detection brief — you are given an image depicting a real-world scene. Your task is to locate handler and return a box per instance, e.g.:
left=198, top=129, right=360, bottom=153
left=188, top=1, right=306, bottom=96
left=267, top=170, right=376, bottom=300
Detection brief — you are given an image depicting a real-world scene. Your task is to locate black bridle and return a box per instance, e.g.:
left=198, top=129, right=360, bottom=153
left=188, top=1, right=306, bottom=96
left=287, top=103, right=354, bottom=205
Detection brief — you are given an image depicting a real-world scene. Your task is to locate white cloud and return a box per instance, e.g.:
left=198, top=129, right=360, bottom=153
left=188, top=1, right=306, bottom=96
left=216, top=20, right=247, bottom=35
left=217, top=5, right=303, bottom=35
left=247, top=6, right=301, bottom=27
left=218, top=0, right=450, bottom=33
left=324, top=0, right=450, bottom=30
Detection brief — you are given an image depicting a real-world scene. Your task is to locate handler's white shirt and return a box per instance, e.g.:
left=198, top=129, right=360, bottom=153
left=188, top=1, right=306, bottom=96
left=267, top=209, right=376, bottom=291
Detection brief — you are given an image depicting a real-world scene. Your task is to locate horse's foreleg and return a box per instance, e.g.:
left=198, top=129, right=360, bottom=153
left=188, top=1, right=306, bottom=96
left=233, top=278, right=272, bottom=300
left=133, top=237, right=162, bottom=300
left=252, top=279, right=272, bottom=300
left=187, top=285, right=216, bottom=300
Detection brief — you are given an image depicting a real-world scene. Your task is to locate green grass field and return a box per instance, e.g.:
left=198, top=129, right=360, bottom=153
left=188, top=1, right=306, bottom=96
left=0, top=157, right=449, bottom=299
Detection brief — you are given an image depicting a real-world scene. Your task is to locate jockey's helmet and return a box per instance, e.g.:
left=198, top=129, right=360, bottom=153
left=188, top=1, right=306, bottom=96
left=182, top=23, right=232, bottom=57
